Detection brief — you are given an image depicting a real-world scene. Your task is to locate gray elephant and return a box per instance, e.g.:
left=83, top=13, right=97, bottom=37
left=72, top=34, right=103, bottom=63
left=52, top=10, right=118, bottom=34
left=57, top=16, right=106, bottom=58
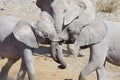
left=51, top=0, right=96, bottom=56
left=48, top=0, right=96, bottom=68
left=35, top=0, right=96, bottom=69
left=58, top=17, right=120, bottom=80
left=36, top=0, right=88, bottom=57
left=51, top=0, right=95, bottom=33
left=0, top=11, right=60, bottom=80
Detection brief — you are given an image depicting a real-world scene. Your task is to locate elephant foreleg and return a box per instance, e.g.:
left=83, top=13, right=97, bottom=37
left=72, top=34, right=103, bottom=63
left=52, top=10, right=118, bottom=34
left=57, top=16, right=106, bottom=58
left=79, top=44, right=107, bottom=80
left=78, top=48, right=87, bottom=57
left=79, top=61, right=97, bottom=80
left=78, top=46, right=89, bottom=57
left=23, top=48, right=36, bottom=80
left=96, top=66, right=106, bottom=80
left=17, top=59, right=27, bottom=80
left=0, top=59, right=17, bottom=80
left=67, top=44, right=78, bottom=57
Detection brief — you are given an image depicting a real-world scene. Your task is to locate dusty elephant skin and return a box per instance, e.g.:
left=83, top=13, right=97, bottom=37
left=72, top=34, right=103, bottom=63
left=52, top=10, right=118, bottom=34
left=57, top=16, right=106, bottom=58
left=35, top=0, right=96, bottom=69
left=0, top=11, right=59, bottom=80
left=59, top=18, right=120, bottom=80
left=50, top=0, right=96, bottom=57
left=50, top=0, right=96, bottom=68
left=36, top=0, right=84, bottom=58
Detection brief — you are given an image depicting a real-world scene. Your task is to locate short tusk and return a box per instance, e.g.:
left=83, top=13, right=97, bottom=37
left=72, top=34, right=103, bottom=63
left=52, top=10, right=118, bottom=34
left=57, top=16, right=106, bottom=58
left=52, top=37, right=62, bottom=42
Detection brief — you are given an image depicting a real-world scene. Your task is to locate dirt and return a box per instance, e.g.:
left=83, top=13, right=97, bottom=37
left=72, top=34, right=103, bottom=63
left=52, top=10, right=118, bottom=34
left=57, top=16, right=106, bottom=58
left=0, top=44, right=120, bottom=80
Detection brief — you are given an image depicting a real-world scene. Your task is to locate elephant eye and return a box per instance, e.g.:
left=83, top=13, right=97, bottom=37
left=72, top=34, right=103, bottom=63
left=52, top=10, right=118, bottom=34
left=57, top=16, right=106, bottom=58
left=67, top=27, right=72, bottom=33
left=44, top=33, right=48, bottom=37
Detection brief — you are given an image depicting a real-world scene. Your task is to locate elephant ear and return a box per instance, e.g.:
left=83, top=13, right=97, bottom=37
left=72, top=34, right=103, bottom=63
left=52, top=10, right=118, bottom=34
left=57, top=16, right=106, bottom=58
left=64, top=1, right=86, bottom=25
left=13, top=21, right=39, bottom=48
left=40, top=11, right=55, bottom=28
left=75, top=20, right=107, bottom=46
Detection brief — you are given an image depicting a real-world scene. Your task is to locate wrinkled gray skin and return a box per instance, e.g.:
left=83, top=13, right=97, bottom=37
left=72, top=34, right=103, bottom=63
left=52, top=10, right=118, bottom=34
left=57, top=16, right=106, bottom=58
left=59, top=18, right=120, bottom=80
left=36, top=0, right=81, bottom=58
left=36, top=0, right=96, bottom=69
left=50, top=0, right=96, bottom=69
left=35, top=0, right=96, bottom=69
left=0, top=12, right=58, bottom=80
left=51, top=0, right=96, bottom=57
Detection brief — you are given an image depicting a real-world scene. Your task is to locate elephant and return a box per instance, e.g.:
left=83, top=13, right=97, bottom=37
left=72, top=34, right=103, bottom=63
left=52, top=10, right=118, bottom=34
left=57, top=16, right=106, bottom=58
left=51, top=0, right=96, bottom=56
left=44, top=0, right=96, bottom=67
left=58, top=17, right=120, bottom=80
left=36, top=0, right=90, bottom=57
left=0, top=11, right=61, bottom=80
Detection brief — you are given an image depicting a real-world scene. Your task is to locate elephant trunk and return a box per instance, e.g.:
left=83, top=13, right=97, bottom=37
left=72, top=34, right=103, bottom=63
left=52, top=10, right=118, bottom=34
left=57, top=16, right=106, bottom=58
left=50, top=41, right=67, bottom=69
left=54, top=14, right=64, bottom=34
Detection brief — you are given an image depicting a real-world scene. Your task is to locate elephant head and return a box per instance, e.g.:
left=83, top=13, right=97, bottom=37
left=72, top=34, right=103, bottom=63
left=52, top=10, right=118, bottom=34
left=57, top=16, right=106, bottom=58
left=13, top=11, right=67, bottom=69
left=51, top=0, right=96, bottom=34
left=59, top=19, right=108, bottom=47
left=13, top=11, right=57, bottom=48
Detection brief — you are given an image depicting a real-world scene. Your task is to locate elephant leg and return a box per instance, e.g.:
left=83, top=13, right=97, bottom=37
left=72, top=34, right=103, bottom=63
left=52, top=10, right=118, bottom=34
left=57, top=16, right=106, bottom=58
left=78, top=48, right=87, bottom=57
left=96, top=66, right=106, bottom=80
left=79, top=62, right=97, bottom=80
left=23, top=48, right=36, bottom=80
left=79, top=44, right=107, bottom=80
left=17, top=59, right=27, bottom=80
left=78, top=46, right=89, bottom=57
left=67, top=44, right=78, bottom=57
left=0, top=59, right=18, bottom=80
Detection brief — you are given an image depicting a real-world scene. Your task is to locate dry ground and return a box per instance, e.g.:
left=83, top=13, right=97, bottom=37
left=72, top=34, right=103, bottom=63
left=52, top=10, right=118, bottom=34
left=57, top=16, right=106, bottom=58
left=0, top=44, right=120, bottom=80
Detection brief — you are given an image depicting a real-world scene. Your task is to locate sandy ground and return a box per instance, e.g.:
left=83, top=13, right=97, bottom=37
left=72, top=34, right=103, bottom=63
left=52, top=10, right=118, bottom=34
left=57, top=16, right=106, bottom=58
left=0, top=44, right=120, bottom=80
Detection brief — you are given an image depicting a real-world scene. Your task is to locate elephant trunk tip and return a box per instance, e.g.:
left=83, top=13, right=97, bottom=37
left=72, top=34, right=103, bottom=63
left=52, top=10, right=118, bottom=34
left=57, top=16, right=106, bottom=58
left=58, top=64, right=67, bottom=69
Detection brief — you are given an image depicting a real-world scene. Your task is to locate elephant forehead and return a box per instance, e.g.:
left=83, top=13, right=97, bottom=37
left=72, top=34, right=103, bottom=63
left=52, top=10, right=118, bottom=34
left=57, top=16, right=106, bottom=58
left=36, top=20, right=56, bottom=34
left=51, top=0, right=67, bottom=9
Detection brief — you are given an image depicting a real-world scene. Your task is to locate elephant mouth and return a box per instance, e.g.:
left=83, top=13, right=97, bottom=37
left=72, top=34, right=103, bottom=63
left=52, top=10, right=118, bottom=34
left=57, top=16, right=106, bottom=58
left=37, top=37, right=51, bottom=44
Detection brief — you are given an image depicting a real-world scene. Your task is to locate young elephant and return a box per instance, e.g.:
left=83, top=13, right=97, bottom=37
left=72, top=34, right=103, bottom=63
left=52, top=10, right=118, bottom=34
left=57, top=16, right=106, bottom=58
left=0, top=11, right=58, bottom=80
left=36, top=0, right=95, bottom=57
left=59, top=18, right=120, bottom=80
